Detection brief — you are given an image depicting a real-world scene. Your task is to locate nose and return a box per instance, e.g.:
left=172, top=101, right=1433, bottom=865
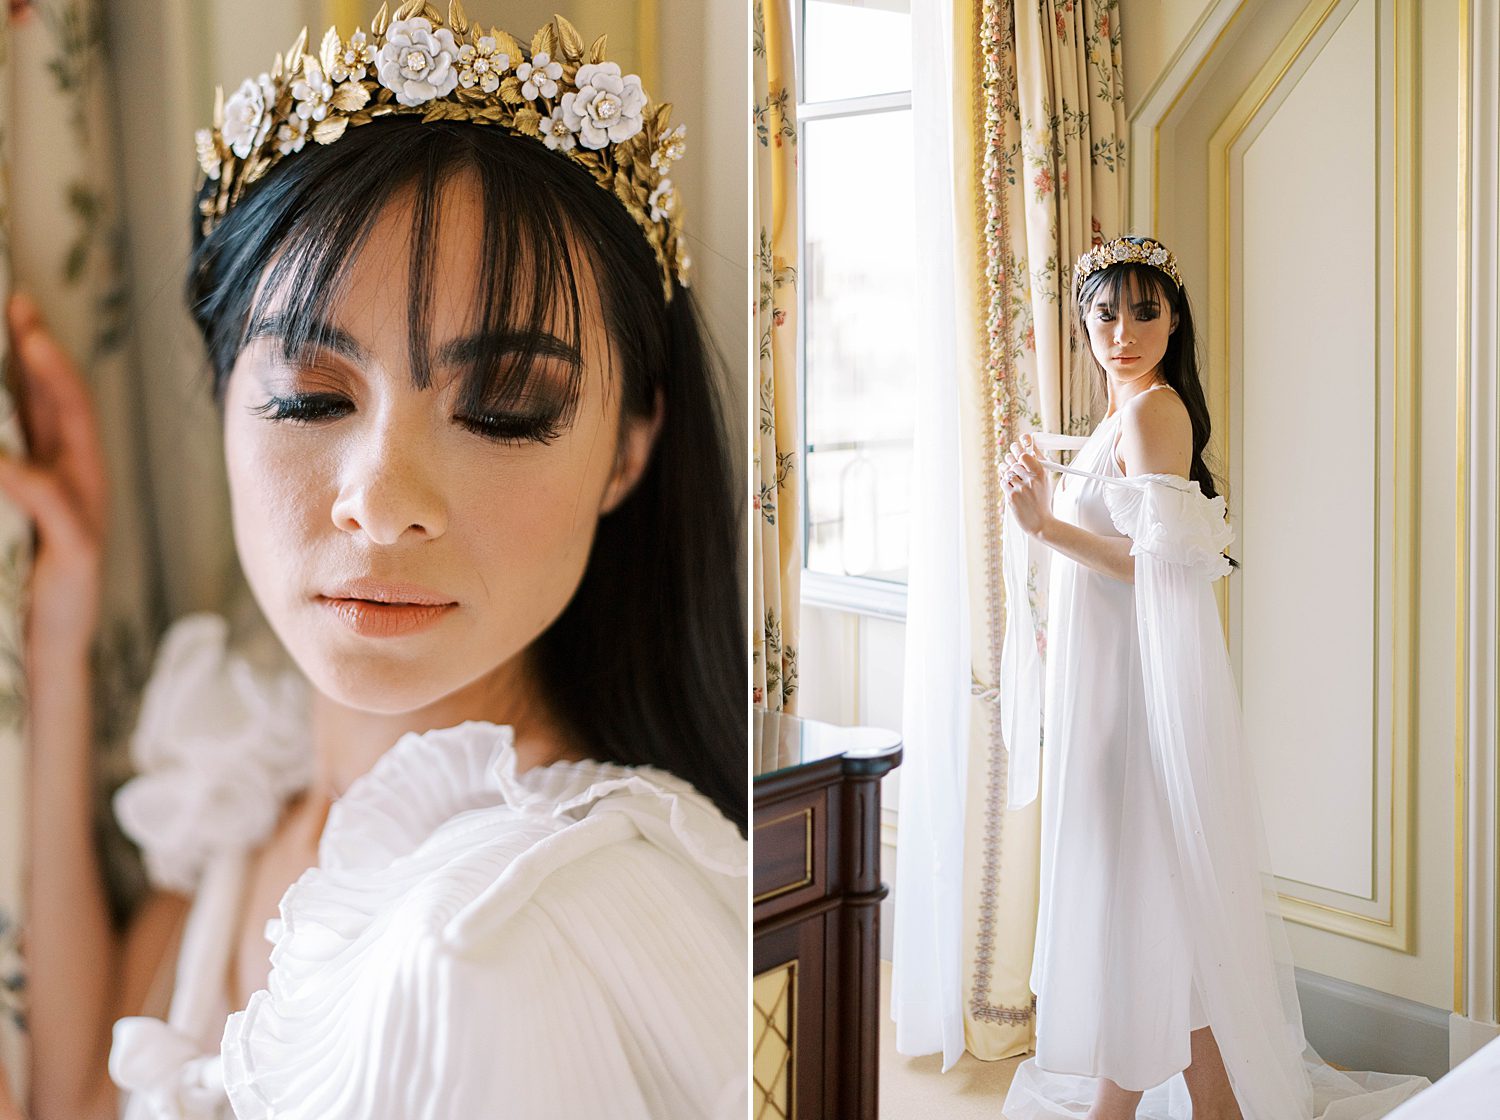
left=329, top=415, right=448, bottom=545
left=1112, top=317, right=1132, bottom=346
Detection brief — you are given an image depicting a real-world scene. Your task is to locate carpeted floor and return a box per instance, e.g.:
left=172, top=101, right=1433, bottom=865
left=879, top=960, right=1026, bottom=1118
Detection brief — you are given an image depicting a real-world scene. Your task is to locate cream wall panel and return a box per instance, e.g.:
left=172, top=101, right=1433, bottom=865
left=1239, top=0, right=1379, bottom=899
left=1279, top=0, right=1461, bottom=1012
left=1118, top=0, right=1219, bottom=118
left=1121, top=0, right=1465, bottom=1011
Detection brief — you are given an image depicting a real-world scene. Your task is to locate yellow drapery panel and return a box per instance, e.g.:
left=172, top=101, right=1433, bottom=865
left=751, top=0, right=799, bottom=711
left=959, top=0, right=1127, bottom=1061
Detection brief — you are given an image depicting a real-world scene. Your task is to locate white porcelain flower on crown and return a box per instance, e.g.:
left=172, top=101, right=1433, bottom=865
left=538, top=107, right=576, bottom=152
left=516, top=50, right=562, bottom=99
left=648, top=177, right=677, bottom=222
left=292, top=58, right=334, bottom=122
left=457, top=36, right=508, bottom=93
left=275, top=115, right=310, bottom=155
left=560, top=61, right=646, bottom=150
left=330, top=29, right=375, bottom=83
left=222, top=73, right=277, bottom=159
left=650, top=123, right=686, bottom=168
left=376, top=16, right=462, bottom=106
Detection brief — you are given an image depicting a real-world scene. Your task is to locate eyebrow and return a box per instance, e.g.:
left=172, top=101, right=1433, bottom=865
left=244, top=312, right=582, bottom=367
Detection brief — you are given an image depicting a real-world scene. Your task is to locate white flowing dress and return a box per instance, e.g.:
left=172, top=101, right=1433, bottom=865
left=104, top=613, right=748, bottom=1120
left=998, top=391, right=1432, bottom=1120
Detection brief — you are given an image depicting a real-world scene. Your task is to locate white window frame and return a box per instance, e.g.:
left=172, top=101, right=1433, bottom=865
left=795, top=3, right=913, bottom=621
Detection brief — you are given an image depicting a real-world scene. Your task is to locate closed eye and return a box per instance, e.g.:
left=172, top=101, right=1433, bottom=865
left=458, top=412, right=563, bottom=444
left=251, top=393, right=563, bottom=445
left=251, top=392, right=350, bottom=423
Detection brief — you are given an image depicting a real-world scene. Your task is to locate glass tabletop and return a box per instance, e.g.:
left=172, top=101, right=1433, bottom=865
left=753, top=706, right=902, bottom=779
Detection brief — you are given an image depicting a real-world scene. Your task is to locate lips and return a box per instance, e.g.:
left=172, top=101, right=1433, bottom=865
left=315, top=579, right=457, bottom=640
left=317, top=578, right=455, bottom=607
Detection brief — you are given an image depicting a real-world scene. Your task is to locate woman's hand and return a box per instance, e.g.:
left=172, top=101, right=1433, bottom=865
left=1002, top=433, right=1052, bottom=538
left=0, top=292, right=108, bottom=661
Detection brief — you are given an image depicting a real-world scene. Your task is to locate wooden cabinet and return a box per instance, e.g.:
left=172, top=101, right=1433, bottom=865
left=752, top=709, right=902, bottom=1120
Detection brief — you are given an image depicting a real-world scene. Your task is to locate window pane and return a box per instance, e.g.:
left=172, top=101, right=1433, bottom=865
left=802, top=109, right=916, bottom=583
left=802, top=0, right=912, bottom=103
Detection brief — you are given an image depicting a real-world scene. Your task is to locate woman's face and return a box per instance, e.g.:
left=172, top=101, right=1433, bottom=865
left=1082, top=270, right=1177, bottom=386
left=222, top=176, right=655, bottom=715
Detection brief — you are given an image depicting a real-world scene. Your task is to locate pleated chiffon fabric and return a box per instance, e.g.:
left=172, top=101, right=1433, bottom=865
left=108, top=613, right=748, bottom=1119
left=998, top=411, right=1430, bottom=1119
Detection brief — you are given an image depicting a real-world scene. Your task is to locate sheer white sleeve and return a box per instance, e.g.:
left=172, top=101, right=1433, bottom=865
left=1102, top=473, right=1427, bottom=1119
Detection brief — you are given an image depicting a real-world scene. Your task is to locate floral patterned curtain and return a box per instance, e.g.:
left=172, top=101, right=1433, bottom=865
left=751, top=0, right=798, bottom=711
left=959, top=0, right=1126, bottom=1060
left=0, top=3, right=36, bottom=1094
left=0, top=0, right=180, bottom=1099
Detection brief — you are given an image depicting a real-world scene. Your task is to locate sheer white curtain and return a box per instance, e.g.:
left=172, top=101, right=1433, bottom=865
left=890, top=0, right=971, bottom=1072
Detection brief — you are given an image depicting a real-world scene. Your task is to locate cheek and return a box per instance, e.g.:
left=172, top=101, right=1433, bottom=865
left=457, top=420, right=617, bottom=609
left=223, top=422, right=331, bottom=594
left=1085, top=319, right=1109, bottom=353
left=1148, top=319, right=1173, bottom=354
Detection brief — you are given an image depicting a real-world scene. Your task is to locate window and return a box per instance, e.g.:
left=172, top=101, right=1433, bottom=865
left=797, top=0, right=916, bottom=609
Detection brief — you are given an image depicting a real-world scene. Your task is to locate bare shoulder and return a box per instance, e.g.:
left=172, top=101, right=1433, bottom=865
left=1117, top=385, right=1192, bottom=476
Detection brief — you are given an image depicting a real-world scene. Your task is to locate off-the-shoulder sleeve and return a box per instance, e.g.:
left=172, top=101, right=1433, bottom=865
left=220, top=725, right=747, bottom=1120
left=112, top=613, right=310, bottom=894
left=1102, top=472, right=1234, bottom=581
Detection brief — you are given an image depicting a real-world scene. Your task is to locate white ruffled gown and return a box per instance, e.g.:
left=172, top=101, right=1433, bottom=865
left=998, top=392, right=1433, bottom=1120
left=105, top=613, right=748, bottom=1120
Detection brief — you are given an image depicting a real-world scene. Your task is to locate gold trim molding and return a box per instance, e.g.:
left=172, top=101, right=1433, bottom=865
left=1454, top=0, right=1471, bottom=1017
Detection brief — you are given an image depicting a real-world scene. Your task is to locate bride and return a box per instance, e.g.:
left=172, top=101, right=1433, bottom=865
left=1, top=7, right=745, bottom=1119
left=996, top=235, right=1431, bottom=1120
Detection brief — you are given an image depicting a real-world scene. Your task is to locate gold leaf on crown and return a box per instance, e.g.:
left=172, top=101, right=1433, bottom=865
left=1071, top=237, right=1181, bottom=303
left=195, top=2, right=690, bottom=300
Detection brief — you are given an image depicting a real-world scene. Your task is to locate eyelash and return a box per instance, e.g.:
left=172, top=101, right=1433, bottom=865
left=1095, top=307, right=1159, bottom=322
left=252, top=393, right=562, bottom=445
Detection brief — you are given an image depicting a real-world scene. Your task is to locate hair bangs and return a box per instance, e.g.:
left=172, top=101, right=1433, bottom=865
left=1078, top=261, right=1173, bottom=318
left=208, top=118, right=622, bottom=433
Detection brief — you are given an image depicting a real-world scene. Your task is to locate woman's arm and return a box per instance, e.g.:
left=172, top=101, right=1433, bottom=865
left=1, top=293, right=164, bottom=1120
left=1036, top=518, right=1136, bottom=583
left=23, top=651, right=119, bottom=1120
left=1003, top=388, right=1194, bottom=584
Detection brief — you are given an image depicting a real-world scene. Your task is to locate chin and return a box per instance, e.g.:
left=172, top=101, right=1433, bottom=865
left=293, top=648, right=451, bottom=714
left=265, top=606, right=475, bottom=716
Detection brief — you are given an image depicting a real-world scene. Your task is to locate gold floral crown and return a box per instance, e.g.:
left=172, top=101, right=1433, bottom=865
left=1072, top=236, right=1181, bottom=303
left=195, top=2, right=690, bottom=300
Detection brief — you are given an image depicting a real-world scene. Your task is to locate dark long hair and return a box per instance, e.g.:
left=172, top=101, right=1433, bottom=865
left=1075, top=244, right=1239, bottom=569
left=186, top=116, right=747, bottom=830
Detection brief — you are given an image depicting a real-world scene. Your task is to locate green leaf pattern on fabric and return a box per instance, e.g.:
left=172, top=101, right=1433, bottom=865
left=751, top=0, right=799, bottom=711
